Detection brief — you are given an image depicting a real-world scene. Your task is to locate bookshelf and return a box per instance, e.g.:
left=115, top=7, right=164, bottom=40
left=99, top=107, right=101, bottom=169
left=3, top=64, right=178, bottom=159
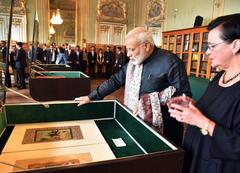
left=162, top=26, right=214, bottom=79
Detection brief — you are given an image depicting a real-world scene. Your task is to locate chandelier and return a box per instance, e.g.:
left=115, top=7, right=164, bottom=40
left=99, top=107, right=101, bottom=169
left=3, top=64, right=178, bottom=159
left=50, top=9, right=63, bottom=25
left=49, top=25, right=55, bottom=34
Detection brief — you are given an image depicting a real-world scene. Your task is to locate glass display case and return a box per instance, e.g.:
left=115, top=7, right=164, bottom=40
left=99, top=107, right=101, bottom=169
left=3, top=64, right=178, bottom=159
left=0, top=101, right=184, bottom=173
left=162, top=26, right=213, bottom=79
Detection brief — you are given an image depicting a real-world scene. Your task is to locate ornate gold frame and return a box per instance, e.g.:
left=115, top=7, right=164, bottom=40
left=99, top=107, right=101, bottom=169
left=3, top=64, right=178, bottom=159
left=146, top=0, right=165, bottom=26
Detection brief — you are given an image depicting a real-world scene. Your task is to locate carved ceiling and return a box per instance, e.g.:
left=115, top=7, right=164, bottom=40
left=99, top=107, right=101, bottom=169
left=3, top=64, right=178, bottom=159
left=97, top=0, right=127, bottom=24
left=0, top=0, right=26, bottom=15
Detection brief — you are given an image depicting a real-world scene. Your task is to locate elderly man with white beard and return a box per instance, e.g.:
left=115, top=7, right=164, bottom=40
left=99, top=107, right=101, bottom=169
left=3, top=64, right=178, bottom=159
left=74, top=27, right=191, bottom=146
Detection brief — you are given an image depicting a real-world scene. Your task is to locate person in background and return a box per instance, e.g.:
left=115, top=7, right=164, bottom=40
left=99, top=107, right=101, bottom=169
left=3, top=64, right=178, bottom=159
left=97, top=48, right=104, bottom=78
left=34, top=41, right=44, bottom=63
left=104, top=45, right=114, bottom=78
left=82, top=47, right=88, bottom=73
left=9, top=45, right=17, bottom=87
left=64, top=43, right=69, bottom=60
left=67, top=45, right=78, bottom=71
left=1, top=40, right=11, bottom=87
left=75, top=45, right=83, bottom=71
left=168, top=13, right=240, bottom=173
left=114, top=46, right=124, bottom=73
left=75, top=27, right=191, bottom=146
left=15, top=42, right=27, bottom=89
left=87, top=46, right=97, bottom=77
left=55, top=46, right=67, bottom=65
left=42, top=43, right=48, bottom=63
left=46, top=43, right=57, bottom=64
left=28, top=43, right=34, bottom=63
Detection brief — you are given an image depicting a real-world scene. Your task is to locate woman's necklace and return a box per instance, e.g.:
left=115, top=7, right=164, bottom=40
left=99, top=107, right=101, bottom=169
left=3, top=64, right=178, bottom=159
left=222, top=71, right=240, bottom=84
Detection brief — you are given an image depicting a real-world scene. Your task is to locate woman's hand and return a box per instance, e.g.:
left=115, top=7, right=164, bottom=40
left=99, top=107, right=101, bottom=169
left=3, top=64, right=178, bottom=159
left=168, top=100, right=215, bottom=136
left=167, top=94, right=194, bottom=108
left=168, top=101, right=207, bottom=128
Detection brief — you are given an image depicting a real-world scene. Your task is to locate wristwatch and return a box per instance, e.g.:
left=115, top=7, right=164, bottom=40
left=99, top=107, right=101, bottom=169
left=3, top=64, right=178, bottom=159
left=200, top=120, right=211, bottom=135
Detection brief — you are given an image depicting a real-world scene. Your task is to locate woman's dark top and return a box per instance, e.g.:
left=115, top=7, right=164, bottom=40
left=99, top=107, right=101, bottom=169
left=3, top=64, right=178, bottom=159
left=183, top=71, right=240, bottom=173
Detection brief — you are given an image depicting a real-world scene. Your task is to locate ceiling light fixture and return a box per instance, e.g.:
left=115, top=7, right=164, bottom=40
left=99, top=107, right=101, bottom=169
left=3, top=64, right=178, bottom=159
left=50, top=8, right=63, bottom=25
left=49, top=25, right=55, bottom=34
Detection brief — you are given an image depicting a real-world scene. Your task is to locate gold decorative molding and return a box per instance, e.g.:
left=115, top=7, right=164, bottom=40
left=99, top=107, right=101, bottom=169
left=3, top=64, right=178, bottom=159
left=12, top=18, right=22, bottom=25
left=146, top=0, right=165, bottom=26
left=0, top=0, right=26, bottom=15
left=100, top=25, right=110, bottom=32
left=113, top=26, right=123, bottom=34
left=97, top=0, right=127, bottom=24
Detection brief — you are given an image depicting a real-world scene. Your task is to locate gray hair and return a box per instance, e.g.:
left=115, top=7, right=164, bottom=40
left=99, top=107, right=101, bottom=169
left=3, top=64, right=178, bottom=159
left=126, top=27, right=155, bottom=46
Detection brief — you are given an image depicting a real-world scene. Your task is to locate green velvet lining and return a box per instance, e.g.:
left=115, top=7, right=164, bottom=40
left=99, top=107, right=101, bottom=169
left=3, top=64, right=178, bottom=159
left=115, top=103, right=172, bottom=153
left=4, top=101, right=173, bottom=158
left=0, top=110, right=6, bottom=136
left=95, top=119, right=144, bottom=158
left=41, top=71, right=85, bottom=78
left=6, top=102, right=114, bottom=124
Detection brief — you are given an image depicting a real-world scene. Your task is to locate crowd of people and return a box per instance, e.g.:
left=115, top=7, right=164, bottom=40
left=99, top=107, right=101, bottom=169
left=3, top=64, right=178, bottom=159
left=0, top=41, right=27, bottom=89
left=0, top=41, right=129, bottom=89
left=27, top=42, right=128, bottom=78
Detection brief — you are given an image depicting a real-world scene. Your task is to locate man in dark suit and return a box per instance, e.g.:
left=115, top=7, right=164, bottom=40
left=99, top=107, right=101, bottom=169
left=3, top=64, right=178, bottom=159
left=75, top=45, right=83, bottom=71
left=87, top=46, right=97, bottom=77
left=46, top=43, right=57, bottom=64
left=67, top=45, right=78, bottom=71
left=15, top=42, right=27, bottom=89
left=9, top=45, right=17, bottom=87
left=34, top=41, right=44, bottom=62
left=64, top=43, right=69, bottom=61
left=114, top=47, right=124, bottom=72
left=42, top=43, right=48, bottom=63
left=75, top=27, right=192, bottom=146
left=104, top=45, right=114, bottom=78
left=31, top=41, right=44, bottom=63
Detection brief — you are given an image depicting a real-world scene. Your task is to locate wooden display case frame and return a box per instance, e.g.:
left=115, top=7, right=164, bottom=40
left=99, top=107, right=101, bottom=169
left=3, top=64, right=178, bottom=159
left=0, top=100, right=184, bottom=173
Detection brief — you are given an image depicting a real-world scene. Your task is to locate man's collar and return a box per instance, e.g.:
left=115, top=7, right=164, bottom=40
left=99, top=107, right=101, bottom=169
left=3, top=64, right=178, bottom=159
left=143, top=46, right=157, bottom=64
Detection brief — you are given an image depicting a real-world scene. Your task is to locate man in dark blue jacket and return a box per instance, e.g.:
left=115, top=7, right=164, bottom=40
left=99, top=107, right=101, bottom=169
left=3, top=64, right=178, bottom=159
left=15, top=42, right=27, bottom=89
left=75, top=27, right=192, bottom=146
left=87, top=46, right=97, bottom=77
